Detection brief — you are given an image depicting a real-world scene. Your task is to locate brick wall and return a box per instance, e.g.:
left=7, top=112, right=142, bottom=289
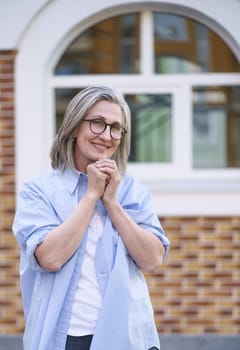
left=146, top=216, right=240, bottom=334
left=0, top=50, right=239, bottom=336
left=0, top=50, right=24, bottom=334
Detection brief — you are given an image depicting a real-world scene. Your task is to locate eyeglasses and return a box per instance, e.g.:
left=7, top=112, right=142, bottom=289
left=82, top=118, right=127, bottom=140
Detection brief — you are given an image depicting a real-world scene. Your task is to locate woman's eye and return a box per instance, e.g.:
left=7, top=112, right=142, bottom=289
left=93, top=120, right=105, bottom=127
left=112, top=125, right=121, bottom=132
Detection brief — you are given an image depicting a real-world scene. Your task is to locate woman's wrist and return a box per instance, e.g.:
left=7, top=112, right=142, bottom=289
left=103, top=197, right=120, bottom=213
left=84, top=190, right=100, bottom=204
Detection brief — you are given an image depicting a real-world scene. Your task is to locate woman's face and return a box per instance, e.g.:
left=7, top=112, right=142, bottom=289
left=74, top=100, right=123, bottom=172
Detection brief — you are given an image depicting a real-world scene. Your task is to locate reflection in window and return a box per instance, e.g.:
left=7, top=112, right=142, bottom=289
left=126, top=94, right=172, bottom=162
left=55, top=14, right=140, bottom=75
left=193, top=86, right=240, bottom=168
left=154, top=13, right=240, bottom=73
left=55, top=11, right=240, bottom=76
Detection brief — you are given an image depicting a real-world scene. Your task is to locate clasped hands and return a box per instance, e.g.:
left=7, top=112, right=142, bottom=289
left=87, top=158, right=120, bottom=202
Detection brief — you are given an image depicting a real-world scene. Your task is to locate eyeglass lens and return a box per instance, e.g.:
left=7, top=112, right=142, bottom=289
left=90, top=119, right=124, bottom=140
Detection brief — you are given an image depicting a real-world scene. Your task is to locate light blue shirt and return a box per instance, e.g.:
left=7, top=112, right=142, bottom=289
left=13, top=167, right=170, bottom=350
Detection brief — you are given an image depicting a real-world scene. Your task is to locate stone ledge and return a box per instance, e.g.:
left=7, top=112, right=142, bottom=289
left=0, top=334, right=239, bottom=350
left=160, top=335, right=240, bottom=350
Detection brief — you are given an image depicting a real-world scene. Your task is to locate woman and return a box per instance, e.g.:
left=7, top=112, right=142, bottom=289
left=13, top=86, right=170, bottom=350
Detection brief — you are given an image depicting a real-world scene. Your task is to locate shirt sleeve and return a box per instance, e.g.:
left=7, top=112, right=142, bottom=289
left=12, top=180, right=61, bottom=271
left=119, top=175, right=170, bottom=262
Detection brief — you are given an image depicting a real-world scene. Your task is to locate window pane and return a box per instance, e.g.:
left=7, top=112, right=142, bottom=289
left=55, top=14, right=140, bottom=75
left=193, top=86, right=240, bottom=168
left=154, top=13, right=240, bottom=74
left=55, top=88, right=81, bottom=130
left=125, top=94, right=172, bottom=162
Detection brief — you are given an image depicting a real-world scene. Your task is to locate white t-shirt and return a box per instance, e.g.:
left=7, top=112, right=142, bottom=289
left=68, top=210, right=103, bottom=336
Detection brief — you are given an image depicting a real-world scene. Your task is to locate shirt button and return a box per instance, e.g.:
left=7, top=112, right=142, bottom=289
left=99, top=270, right=107, bottom=277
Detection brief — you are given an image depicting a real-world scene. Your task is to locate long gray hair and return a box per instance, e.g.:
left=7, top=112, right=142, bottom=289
left=50, top=86, right=131, bottom=176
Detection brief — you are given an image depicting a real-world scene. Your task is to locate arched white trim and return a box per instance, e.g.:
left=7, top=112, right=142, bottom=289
left=15, top=0, right=240, bottom=215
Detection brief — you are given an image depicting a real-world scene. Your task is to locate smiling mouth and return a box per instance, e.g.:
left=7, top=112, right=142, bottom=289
left=92, top=142, right=109, bottom=150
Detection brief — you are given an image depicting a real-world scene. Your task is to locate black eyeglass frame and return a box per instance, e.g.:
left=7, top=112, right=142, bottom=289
left=82, top=118, right=127, bottom=140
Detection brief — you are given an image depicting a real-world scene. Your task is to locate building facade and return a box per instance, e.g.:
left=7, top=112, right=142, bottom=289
left=0, top=0, right=239, bottom=345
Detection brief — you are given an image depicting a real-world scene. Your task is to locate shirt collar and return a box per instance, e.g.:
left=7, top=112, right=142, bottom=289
left=58, top=166, right=86, bottom=194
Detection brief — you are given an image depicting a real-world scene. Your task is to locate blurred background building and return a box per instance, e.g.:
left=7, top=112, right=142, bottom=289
left=0, top=0, right=239, bottom=348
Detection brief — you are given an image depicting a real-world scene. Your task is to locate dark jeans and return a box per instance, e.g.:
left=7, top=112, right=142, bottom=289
left=65, top=335, right=158, bottom=350
left=65, top=335, right=93, bottom=350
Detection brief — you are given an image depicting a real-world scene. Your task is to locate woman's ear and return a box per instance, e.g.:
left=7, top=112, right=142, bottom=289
left=72, top=128, right=78, bottom=139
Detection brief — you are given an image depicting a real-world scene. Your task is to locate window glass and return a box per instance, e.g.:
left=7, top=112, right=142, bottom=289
left=55, top=14, right=140, bottom=75
left=193, top=86, right=240, bottom=168
left=54, top=11, right=240, bottom=171
left=154, top=13, right=240, bottom=73
left=125, top=94, right=172, bottom=162
left=55, top=88, right=81, bottom=130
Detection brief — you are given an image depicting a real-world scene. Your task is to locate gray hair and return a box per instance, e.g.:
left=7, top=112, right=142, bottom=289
left=50, top=86, right=131, bottom=176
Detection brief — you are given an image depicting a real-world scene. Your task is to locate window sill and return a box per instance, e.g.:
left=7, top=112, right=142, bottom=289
left=128, top=164, right=240, bottom=216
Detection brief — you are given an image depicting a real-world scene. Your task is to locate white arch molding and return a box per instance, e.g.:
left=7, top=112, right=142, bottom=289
left=15, top=0, right=240, bottom=215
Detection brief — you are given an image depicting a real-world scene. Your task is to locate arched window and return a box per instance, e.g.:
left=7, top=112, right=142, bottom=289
left=54, top=11, right=240, bottom=176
